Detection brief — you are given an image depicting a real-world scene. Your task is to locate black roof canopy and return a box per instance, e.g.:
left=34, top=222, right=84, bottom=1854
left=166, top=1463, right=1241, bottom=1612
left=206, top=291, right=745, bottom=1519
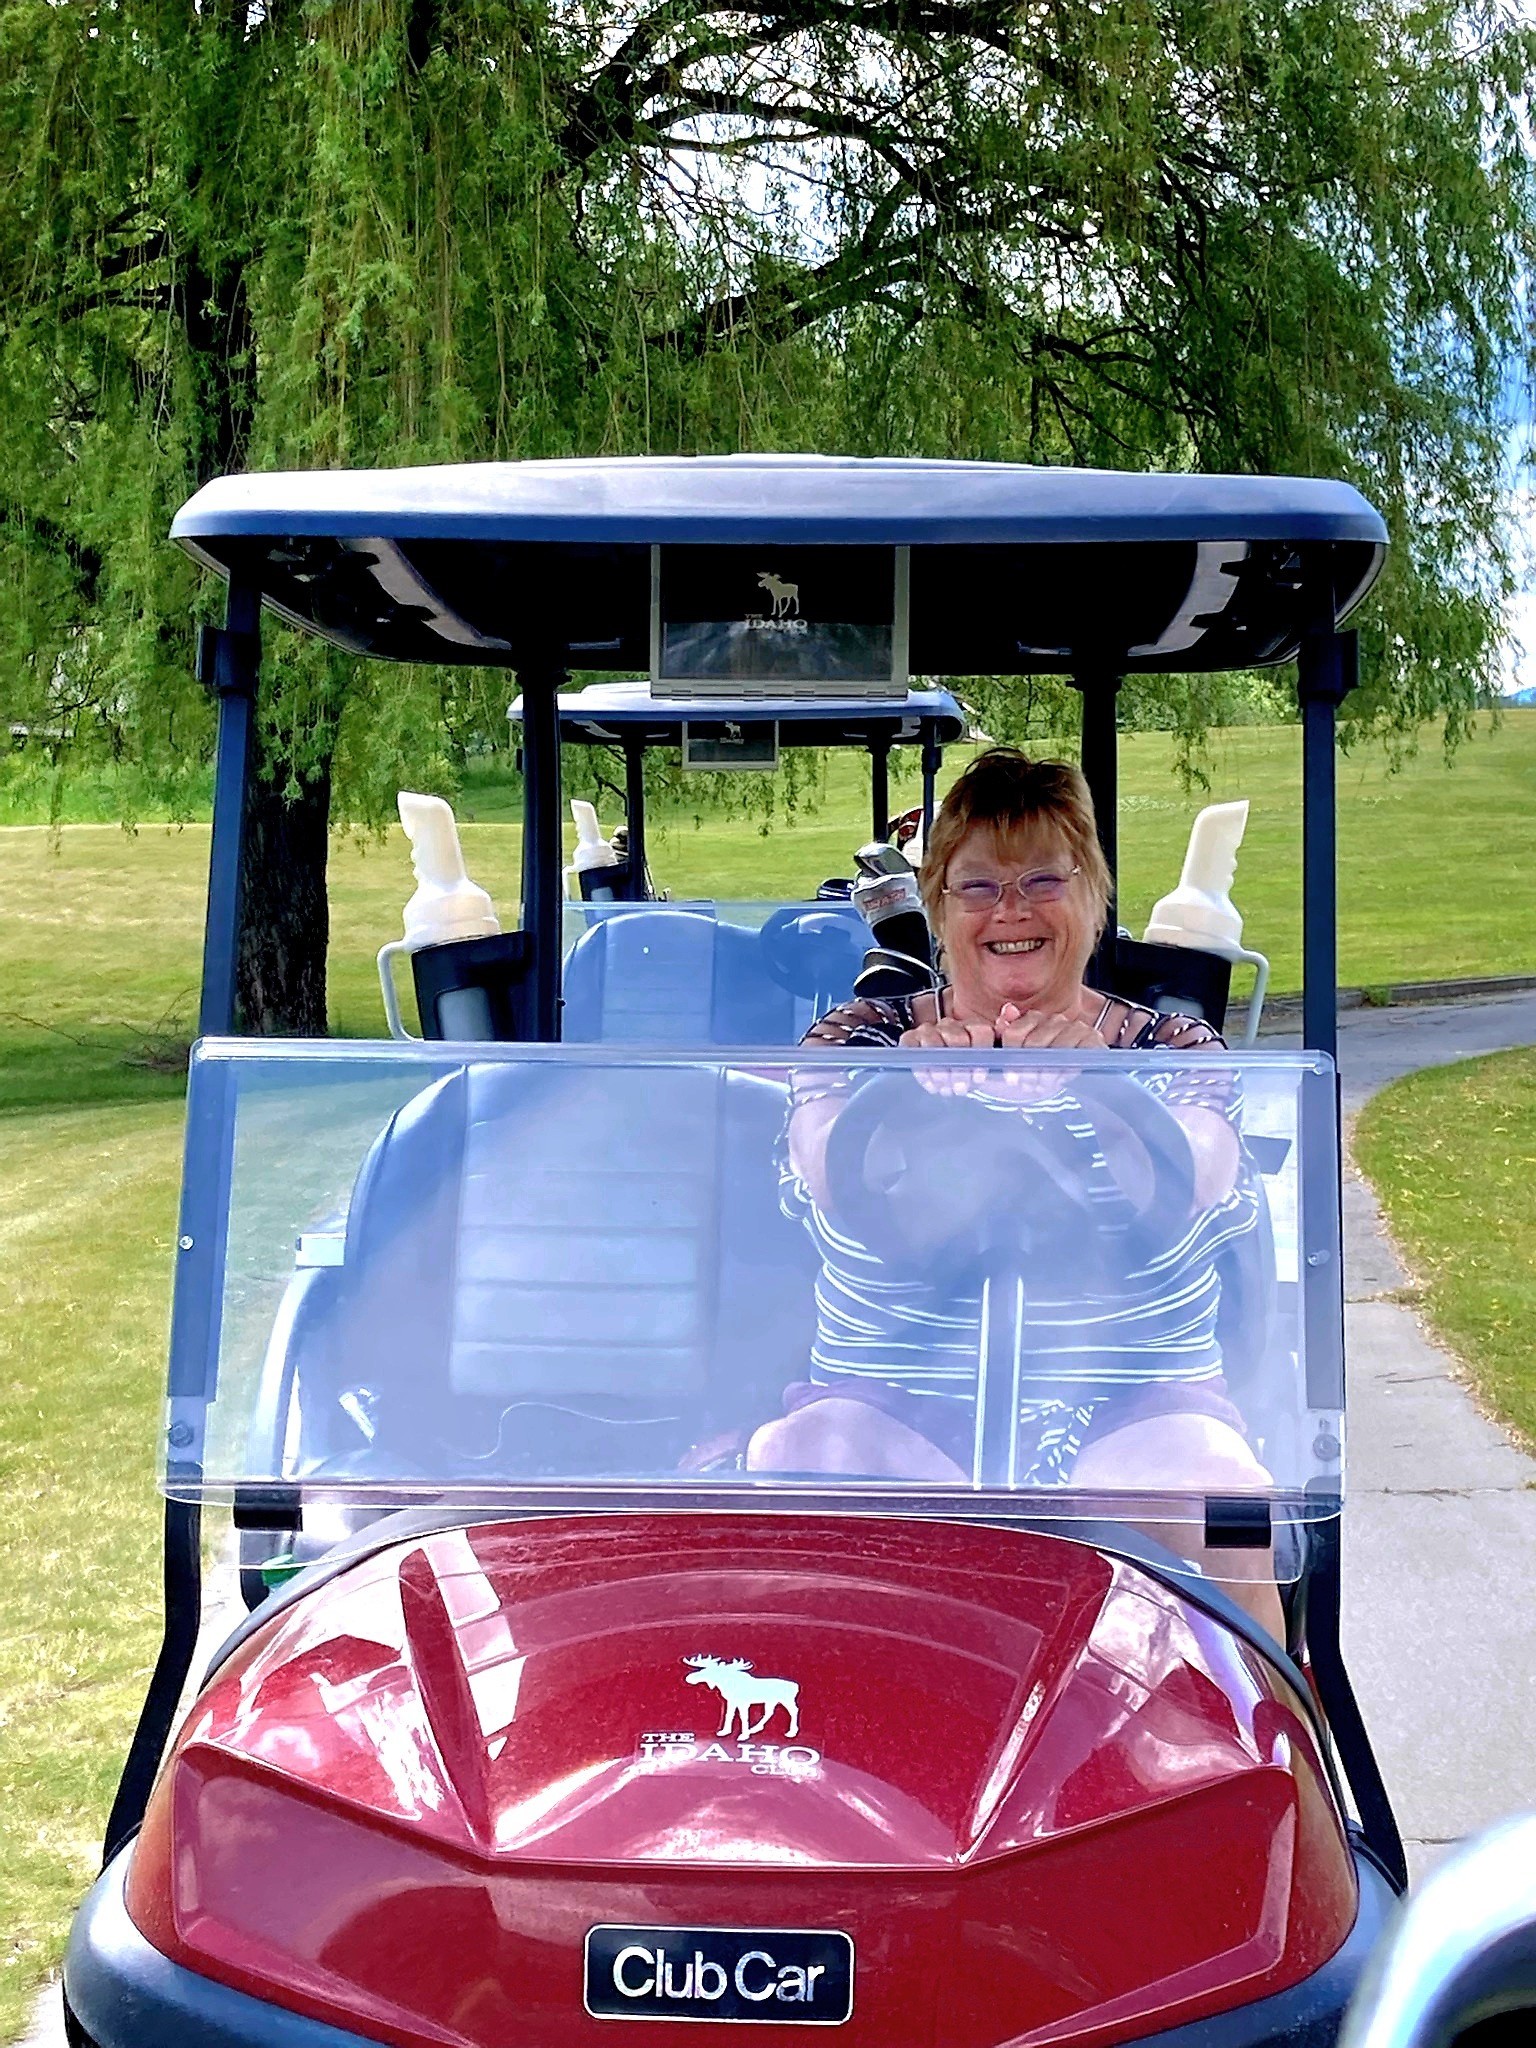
left=172, top=455, right=1386, bottom=676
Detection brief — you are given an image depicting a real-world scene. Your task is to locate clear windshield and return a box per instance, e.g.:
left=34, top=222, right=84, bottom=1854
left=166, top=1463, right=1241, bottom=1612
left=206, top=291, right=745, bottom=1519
left=165, top=1041, right=1342, bottom=1562
left=561, top=901, right=870, bottom=1046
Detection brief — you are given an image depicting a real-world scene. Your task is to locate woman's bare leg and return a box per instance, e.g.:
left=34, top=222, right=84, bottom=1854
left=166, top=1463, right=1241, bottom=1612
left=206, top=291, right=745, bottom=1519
left=747, top=1398, right=966, bottom=1480
left=748, top=1403, right=1284, bottom=1639
left=1071, top=1414, right=1286, bottom=1642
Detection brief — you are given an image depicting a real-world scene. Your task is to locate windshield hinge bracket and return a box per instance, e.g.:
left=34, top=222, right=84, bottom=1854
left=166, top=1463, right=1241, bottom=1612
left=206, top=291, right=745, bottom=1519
left=233, top=1483, right=303, bottom=1533
left=1203, top=1497, right=1273, bottom=1549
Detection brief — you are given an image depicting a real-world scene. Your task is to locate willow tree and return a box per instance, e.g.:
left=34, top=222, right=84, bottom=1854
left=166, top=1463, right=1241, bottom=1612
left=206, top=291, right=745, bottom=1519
left=1, top=0, right=1530, bottom=1029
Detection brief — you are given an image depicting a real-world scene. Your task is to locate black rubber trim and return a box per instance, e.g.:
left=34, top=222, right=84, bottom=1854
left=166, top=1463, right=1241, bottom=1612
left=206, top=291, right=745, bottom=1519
left=66, top=1841, right=1396, bottom=2048
left=64, top=1851, right=380, bottom=2047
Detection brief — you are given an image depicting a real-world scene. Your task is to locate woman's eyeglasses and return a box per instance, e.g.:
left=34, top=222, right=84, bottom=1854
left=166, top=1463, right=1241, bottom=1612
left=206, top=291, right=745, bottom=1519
left=943, top=865, right=1079, bottom=912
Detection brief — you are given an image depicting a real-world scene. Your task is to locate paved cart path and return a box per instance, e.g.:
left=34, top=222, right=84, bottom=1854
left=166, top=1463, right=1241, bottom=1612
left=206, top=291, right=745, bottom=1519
left=1322, top=993, right=1536, bottom=1882
left=24, top=992, right=1536, bottom=2042
left=1326, top=990, right=1536, bottom=1116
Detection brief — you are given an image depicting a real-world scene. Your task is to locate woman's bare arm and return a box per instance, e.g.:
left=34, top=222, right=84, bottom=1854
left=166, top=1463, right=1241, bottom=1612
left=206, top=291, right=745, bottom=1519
left=786, top=1093, right=844, bottom=1212
left=1169, top=1105, right=1240, bottom=1210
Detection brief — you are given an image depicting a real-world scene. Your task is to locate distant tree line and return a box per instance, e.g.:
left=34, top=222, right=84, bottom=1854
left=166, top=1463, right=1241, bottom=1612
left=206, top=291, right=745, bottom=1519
left=0, top=0, right=1531, bottom=1028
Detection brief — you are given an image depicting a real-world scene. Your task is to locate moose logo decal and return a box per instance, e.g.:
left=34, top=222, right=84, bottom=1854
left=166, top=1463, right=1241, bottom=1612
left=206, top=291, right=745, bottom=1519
left=684, top=1654, right=801, bottom=1738
left=755, top=570, right=801, bottom=618
left=636, top=1656, right=819, bottom=1776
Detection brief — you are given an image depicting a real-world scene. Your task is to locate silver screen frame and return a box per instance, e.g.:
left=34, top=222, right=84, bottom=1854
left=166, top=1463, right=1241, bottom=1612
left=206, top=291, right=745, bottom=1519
left=681, top=722, right=782, bottom=771
left=650, top=544, right=910, bottom=699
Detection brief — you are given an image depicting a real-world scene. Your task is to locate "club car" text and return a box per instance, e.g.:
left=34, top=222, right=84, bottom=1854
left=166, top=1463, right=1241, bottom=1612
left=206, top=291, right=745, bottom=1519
left=612, top=1945, right=827, bottom=2005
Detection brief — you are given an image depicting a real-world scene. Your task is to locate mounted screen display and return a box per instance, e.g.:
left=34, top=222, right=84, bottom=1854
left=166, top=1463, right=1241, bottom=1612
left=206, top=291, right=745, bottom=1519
left=682, top=721, right=780, bottom=771
left=654, top=545, right=907, bottom=696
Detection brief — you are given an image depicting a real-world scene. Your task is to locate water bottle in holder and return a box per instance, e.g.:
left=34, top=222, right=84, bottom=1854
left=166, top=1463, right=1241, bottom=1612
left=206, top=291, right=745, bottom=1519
left=378, top=793, right=517, bottom=1041
left=563, top=800, right=627, bottom=902
left=1142, top=800, right=1271, bottom=1046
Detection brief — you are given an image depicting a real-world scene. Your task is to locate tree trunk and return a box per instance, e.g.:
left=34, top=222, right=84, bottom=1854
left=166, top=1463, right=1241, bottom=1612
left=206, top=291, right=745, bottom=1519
left=236, top=748, right=333, bottom=1036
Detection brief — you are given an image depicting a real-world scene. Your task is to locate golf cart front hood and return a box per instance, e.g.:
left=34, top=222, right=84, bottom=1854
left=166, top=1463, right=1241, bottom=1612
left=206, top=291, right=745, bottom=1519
left=125, top=1516, right=1356, bottom=2047
left=147, top=1515, right=1308, bottom=1863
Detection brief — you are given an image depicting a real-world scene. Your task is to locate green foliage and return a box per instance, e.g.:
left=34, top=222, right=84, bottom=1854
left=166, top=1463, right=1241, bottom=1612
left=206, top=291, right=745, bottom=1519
left=0, top=0, right=1532, bottom=850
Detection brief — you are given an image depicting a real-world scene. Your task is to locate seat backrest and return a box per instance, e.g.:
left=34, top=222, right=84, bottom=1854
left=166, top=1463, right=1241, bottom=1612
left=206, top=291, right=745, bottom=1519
left=560, top=902, right=865, bottom=1047
left=1100, top=935, right=1232, bottom=1029
left=449, top=1064, right=721, bottom=1400
left=562, top=908, right=737, bottom=1043
left=329, top=1061, right=815, bottom=1469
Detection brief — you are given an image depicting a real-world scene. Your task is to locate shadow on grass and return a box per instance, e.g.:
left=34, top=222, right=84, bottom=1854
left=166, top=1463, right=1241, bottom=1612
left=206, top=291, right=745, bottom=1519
left=0, top=1019, right=191, bottom=1118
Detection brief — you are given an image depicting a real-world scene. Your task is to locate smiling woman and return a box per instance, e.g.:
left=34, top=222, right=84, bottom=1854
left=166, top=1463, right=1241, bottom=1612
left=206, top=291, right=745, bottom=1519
left=920, top=749, right=1112, bottom=1020
left=795, top=747, right=1227, bottom=1065
left=749, top=748, right=1283, bottom=1632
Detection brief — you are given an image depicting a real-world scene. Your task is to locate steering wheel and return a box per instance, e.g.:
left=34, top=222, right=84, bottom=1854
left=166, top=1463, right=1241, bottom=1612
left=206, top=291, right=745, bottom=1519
left=821, top=1069, right=1197, bottom=1294
left=759, top=905, right=867, bottom=999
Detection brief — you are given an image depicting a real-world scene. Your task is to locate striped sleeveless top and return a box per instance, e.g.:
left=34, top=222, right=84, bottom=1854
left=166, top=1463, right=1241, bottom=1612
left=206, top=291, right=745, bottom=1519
left=784, top=991, right=1257, bottom=1482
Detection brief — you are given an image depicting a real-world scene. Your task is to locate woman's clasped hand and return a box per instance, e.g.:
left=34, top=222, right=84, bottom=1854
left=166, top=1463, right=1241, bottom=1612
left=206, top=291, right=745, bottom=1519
left=899, top=1001, right=1108, bottom=1100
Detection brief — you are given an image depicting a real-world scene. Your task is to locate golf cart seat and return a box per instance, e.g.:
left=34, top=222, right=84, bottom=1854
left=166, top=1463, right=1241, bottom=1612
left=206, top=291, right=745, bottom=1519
left=561, top=901, right=868, bottom=1045
left=1105, top=936, right=1233, bottom=1029
left=301, top=1060, right=818, bottom=1475
left=267, top=1050, right=1289, bottom=1485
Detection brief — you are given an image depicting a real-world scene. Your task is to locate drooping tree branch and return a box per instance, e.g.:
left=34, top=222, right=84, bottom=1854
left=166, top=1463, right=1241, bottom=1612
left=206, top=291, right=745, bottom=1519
left=0, top=0, right=1529, bottom=1035
left=0, top=504, right=105, bottom=607
left=552, top=0, right=1027, bottom=169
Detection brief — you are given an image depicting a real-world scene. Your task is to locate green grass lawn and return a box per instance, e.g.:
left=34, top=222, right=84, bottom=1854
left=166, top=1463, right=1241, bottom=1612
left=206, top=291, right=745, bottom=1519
left=3, top=709, right=1534, bottom=1114
left=1354, top=1048, right=1536, bottom=1452
left=0, top=1103, right=182, bottom=2038
left=1, top=709, right=1535, bottom=2034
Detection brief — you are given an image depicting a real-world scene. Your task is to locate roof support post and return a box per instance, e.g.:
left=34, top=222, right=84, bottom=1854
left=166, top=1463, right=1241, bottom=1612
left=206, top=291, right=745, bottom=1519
left=623, top=739, right=647, bottom=893
left=196, top=579, right=261, bottom=1036
left=869, top=739, right=891, bottom=843
left=517, top=661, right=567, bottom=1040
left=920, top=721, right=941, bottom=839
left=1293, top=607, right=1403, bottom=1887
left=1297, top=621, right=1356, bottom=1061
left=104, top=1494, right=202, bottom=1863
left=1073, top=663, right=1123, bottom=905
left=105, top=580, right=260, bottom=1863
left=1073, top=661, right=1124, bottom=982
left=1306, top=1511, right=1407, bottom=1890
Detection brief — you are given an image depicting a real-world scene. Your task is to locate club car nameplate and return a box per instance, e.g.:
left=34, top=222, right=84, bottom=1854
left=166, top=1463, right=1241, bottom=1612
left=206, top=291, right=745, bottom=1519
left=585, top=1926, right=854, bottom=2024
left=653, top=544, right=907, bottom=697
